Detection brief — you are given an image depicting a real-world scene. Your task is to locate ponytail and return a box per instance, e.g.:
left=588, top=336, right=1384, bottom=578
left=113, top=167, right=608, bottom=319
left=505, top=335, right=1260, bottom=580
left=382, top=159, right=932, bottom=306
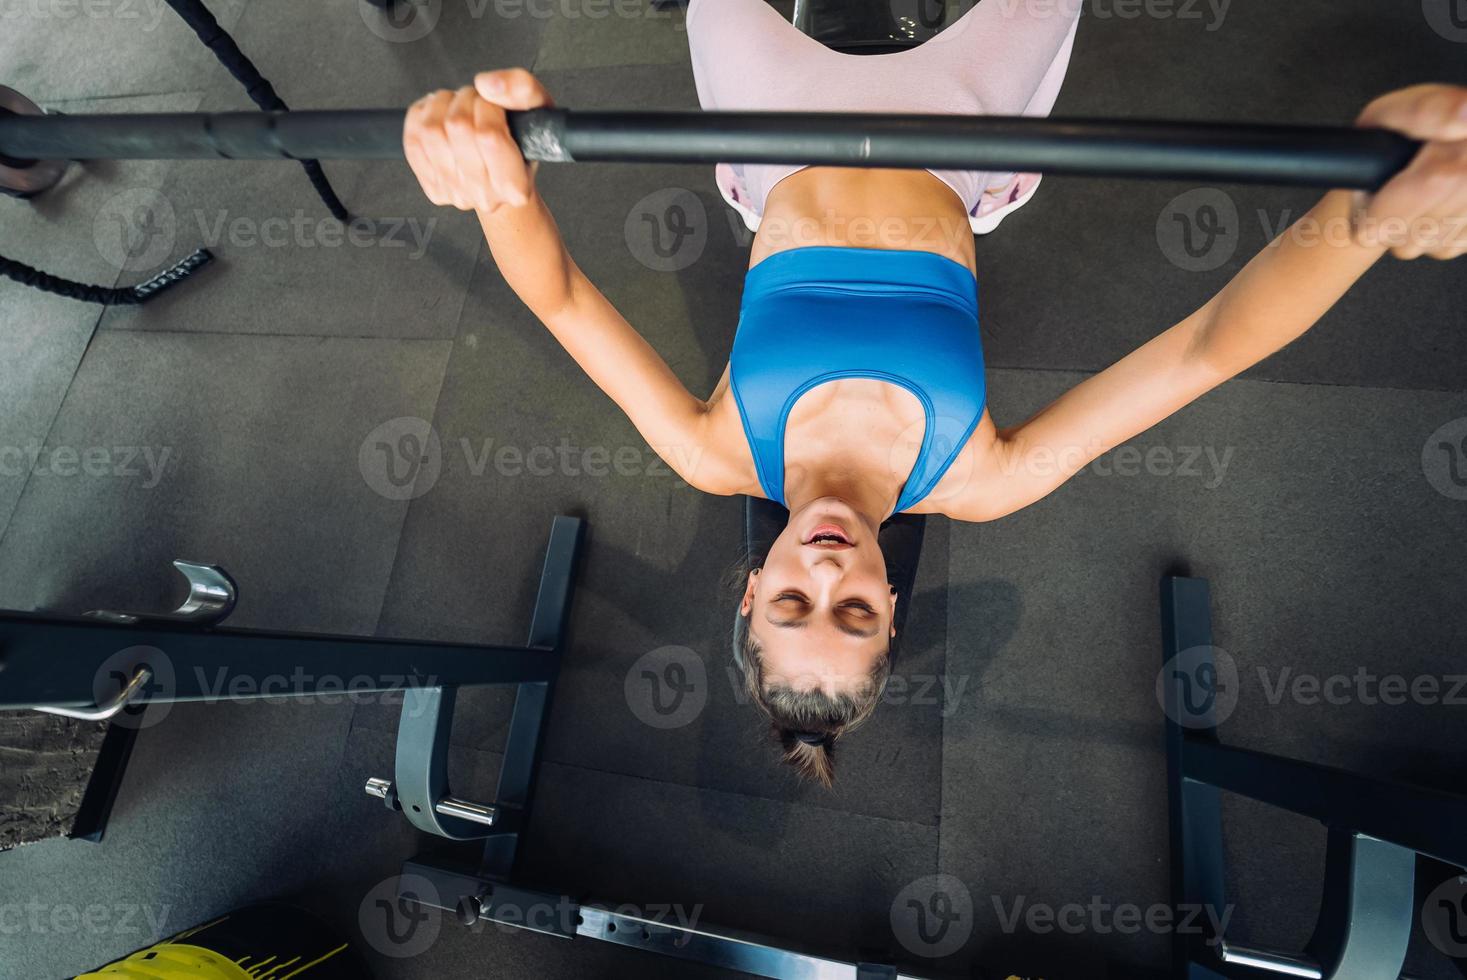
left=777, top=729, right=837, bottom=788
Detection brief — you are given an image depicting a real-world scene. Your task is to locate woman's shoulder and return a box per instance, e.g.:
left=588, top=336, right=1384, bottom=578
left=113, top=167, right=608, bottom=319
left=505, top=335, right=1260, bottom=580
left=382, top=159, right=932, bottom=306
left=903, top=412, right=1014, bottom=521
left=674, top=392, right=761, bottom=496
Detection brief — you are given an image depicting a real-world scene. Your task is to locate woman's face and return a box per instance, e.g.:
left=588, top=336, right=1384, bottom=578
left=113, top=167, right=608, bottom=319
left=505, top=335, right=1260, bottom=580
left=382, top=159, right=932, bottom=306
left=740, top=497, right=897, bottom=693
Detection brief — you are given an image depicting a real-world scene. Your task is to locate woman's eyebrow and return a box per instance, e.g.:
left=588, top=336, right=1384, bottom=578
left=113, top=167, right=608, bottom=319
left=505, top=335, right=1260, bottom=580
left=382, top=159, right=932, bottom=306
left=765, top=612, right=879, bottom=639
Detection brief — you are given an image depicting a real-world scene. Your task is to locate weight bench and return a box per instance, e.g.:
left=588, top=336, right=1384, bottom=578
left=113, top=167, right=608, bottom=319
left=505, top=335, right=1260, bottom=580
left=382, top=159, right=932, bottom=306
left=647, top=0, right=975, bottom=56
left=792, top=0, right=977, bottom=55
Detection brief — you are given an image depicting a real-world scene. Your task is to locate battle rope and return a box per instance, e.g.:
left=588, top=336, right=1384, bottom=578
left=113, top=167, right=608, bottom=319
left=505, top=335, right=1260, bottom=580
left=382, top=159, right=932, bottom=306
left=2, top=1, right=341, bottom=306
left=0, top=249, right=214, bottom=305
left=164, top=0, right=348, bottom=221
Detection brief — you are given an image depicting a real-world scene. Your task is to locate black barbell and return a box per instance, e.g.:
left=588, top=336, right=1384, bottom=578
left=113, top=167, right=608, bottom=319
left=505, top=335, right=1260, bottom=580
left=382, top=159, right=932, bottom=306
left=0, top=94, right=1425, bottom=196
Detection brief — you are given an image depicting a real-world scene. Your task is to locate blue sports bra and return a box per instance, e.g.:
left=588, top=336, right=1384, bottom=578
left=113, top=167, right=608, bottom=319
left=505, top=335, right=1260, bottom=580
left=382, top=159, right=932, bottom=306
left=729, top=246, right=987, bottom=513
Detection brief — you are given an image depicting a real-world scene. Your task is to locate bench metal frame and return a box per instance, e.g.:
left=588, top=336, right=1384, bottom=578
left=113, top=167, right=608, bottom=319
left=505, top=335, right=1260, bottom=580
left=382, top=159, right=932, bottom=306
left=1161, top=576, right=1466, bottom=980
left=4, top=527, right=1463, bottom=977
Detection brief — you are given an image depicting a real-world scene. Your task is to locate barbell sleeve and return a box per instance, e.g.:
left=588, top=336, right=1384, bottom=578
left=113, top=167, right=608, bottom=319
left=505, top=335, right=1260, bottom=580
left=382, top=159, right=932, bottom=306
left=0, top=107, right=1423, bottom=190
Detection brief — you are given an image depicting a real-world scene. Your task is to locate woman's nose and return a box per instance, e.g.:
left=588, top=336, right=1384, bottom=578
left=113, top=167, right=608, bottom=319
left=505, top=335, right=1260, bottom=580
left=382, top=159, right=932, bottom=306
left=807, top=556, right=844, bottom=584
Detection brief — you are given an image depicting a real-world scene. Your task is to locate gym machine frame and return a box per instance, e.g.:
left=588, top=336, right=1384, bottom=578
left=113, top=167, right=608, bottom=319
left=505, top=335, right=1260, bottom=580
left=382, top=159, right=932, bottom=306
left=4, top=536, right=1465, bottom=974
left=1161, top=577, right=1467, bottom=980
left=0, top=518, right=584, bottom=844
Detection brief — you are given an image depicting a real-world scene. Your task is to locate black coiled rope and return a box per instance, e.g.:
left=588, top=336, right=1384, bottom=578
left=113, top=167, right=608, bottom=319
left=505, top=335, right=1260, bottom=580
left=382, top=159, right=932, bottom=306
left=164, top=0, right=348, bottom=221
left=4, top=0, right=343, bottom=307
left=0, top=249, right=214, bottom=305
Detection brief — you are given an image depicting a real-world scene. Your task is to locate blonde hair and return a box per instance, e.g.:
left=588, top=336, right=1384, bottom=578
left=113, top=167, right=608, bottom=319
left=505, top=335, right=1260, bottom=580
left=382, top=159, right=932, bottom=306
left=728, top=556, right=892, bottom=787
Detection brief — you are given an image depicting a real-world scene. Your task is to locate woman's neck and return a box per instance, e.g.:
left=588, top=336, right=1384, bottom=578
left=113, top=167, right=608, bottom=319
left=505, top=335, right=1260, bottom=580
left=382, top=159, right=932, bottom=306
left=784, top=464, right=904, bottom=525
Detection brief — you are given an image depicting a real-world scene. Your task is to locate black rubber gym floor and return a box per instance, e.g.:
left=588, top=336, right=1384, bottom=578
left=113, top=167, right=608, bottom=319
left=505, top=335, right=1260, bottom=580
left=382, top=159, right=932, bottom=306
left=1, top=2, right=1465, bottom=978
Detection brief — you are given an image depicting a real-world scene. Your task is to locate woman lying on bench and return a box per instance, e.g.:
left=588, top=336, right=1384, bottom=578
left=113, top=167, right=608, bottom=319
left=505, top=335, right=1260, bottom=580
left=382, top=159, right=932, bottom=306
left=403, top=0, right=1467, bottom=785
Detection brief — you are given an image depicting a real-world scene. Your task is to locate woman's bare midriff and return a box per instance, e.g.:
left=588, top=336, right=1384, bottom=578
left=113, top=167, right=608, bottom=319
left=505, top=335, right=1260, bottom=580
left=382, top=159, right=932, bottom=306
left=748, top=167, right=978, bottom=274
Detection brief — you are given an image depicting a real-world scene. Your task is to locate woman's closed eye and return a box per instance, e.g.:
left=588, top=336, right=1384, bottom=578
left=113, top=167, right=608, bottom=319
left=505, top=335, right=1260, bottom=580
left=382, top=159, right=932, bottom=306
left=768, top=592, right=882, bottom=640
left=773, top=592, right=877, bottom=616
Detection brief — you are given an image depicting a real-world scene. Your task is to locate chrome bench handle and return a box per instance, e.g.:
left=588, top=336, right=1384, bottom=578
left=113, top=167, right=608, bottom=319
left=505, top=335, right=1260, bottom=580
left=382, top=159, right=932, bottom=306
left=35, top=666, right=152, bottom=722
left=85, top=560, right=236, bottom=626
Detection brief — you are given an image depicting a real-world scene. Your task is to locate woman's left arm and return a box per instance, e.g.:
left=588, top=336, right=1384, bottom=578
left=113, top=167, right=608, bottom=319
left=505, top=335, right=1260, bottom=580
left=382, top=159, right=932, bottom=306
left=950, top=84, right=1467, bottom=522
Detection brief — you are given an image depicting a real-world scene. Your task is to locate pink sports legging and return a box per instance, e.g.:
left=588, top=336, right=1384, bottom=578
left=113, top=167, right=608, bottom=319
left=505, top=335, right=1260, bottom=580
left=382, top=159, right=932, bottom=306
left=685, top=0, right=1083, bottom=234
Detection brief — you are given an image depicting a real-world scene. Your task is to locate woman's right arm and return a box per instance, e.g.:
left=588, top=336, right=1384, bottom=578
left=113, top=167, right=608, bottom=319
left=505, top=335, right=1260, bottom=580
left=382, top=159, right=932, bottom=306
left=404, top=70, right=718, bottom=486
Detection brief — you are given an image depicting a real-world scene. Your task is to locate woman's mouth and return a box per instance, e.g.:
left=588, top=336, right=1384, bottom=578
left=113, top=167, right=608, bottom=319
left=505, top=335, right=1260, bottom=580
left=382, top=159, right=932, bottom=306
left=803, top=523, right=854, bottom=548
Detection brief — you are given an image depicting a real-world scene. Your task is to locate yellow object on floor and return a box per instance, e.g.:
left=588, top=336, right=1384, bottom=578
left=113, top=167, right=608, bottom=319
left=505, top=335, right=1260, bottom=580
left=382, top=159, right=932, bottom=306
left=76, top=943, right=252, bottom=980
